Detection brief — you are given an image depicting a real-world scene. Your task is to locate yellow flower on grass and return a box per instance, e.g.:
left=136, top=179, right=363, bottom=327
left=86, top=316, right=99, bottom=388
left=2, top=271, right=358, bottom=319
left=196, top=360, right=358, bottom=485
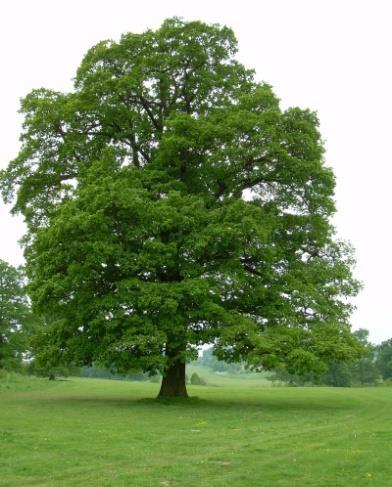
left=195, top=420, right=207, bottom=428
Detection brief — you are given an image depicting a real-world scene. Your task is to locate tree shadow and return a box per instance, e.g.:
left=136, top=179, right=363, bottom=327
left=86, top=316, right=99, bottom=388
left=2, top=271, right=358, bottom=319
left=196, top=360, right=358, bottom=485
left=40, top=390, right=354, bottom=414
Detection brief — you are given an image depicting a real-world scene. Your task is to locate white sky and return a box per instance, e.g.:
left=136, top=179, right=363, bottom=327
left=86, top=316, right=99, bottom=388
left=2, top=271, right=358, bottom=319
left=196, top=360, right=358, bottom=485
left=1, top=0, right=391, bottom=343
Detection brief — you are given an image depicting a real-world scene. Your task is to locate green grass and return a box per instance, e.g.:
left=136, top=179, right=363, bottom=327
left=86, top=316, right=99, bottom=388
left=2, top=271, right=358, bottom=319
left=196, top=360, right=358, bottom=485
left=1, top=376, right=391, bottom=486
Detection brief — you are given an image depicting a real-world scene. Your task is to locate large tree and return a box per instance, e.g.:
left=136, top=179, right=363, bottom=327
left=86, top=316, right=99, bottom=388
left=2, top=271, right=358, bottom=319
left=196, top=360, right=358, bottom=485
left=0, top=19, right=361, bottom=397
left=0, top=260, right=31, bottom=370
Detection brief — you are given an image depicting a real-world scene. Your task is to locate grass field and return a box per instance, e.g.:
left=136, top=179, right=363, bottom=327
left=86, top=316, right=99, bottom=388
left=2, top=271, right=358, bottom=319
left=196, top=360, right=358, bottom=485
left=1, top=375, right=391, bottom=486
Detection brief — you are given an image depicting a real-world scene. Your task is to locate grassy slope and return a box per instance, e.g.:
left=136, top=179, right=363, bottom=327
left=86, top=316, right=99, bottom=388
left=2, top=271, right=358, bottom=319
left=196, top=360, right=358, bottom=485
left=0, top=376, right=391, bottom=486
left=186, top=364, right=274, bottom=387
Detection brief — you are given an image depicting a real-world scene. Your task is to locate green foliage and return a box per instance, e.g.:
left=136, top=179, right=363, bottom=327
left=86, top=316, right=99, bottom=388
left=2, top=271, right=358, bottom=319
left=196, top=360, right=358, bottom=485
left=348, top=329, right=380, bottom=385
left=321, top=361, right=354, bottom=387
left=321, top=329, right=380, bottom=387
left=190, top=372, right=207, bottom=385
left=375, top=339, right=392, bottom=380
left=0, top=18, right=362, bottom=382
left=0, top=260, right=34, bottom=370
left=271, top=329, right=380, bottom=387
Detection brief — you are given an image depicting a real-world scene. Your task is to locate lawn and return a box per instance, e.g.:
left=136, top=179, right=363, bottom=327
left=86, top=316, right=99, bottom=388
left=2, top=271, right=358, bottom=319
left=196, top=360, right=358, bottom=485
left=0, top=375, right=391, bottom=486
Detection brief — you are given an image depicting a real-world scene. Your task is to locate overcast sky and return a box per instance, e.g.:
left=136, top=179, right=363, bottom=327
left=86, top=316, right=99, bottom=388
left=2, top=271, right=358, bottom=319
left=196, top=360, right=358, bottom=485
left=1, top=0, right=391, bottom=342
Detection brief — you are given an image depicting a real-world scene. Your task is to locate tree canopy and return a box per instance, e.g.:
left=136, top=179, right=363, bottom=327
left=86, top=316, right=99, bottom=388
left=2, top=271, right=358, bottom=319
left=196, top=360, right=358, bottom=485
left=0, top=18, right=362, bottom=397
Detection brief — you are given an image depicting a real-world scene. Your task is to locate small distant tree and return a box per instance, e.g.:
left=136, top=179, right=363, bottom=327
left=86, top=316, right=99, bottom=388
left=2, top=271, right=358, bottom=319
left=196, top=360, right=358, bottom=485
left=190, top=372, right=206, bottom=385
left=1, top=18, right=362, bottom=397
left=321, top=361, right=353, bottom=387
left=350, top=329, right=380, bottom=385
left=375, top=339, right=392, bottom=380
left=0, top=260, right=32, bottom=371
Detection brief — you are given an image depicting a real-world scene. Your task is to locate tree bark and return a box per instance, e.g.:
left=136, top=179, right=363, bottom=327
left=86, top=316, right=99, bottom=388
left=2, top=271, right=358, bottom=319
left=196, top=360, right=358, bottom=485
left=158, top=358, right=188, bottom=398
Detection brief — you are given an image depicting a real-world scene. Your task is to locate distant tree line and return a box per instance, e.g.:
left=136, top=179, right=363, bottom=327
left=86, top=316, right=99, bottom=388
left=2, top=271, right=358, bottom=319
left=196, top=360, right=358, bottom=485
left=80, top=365, right=149, bottom=381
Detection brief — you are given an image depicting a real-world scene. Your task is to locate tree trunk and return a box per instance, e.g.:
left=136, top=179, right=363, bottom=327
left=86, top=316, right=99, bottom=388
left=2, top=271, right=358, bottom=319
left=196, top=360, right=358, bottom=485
left=158, top=359, right=188, bottom=398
